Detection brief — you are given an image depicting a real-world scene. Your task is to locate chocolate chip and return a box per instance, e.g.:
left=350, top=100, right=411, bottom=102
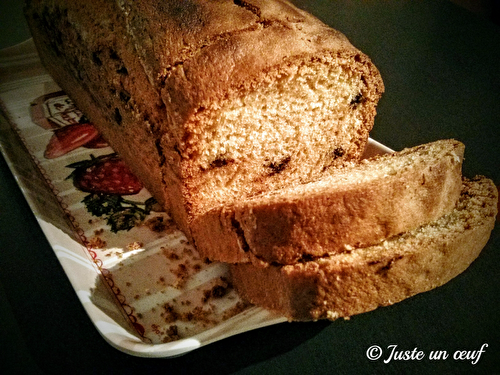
left=267, top=155, right=291, bottom=175
left=92, top=51, right=102, bottom=66
left=233, top=0, right=261, bottom=17
left=322, top=147, right=346, bottom=171
left=210, top=285, right=228, bottom=299
left=350, top=93, right=363, bottom=106
left=119, top=90, right=131, bottom=103
left=109, top=49, right=120, bottom=60
left=117, top=66, right=128, bottom=75
left=210, top=158, right=230, bottom=168
left=333, top=147, right=345, bottom=159
left=114, top=108, right=122, bottom=125
left=231, top=216, right=250, bottom=252
left=375, top=255, right=403, bottom=275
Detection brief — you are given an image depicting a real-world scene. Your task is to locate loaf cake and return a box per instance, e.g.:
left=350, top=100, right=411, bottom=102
left=230, top=176, right=498, bottom=321
left=24, top=0, right=384, bottom=236
left=191, top=139, right=465, bottom=264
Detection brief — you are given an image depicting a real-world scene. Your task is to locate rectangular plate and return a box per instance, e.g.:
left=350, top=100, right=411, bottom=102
left=0, top=39, right=392, bottom=358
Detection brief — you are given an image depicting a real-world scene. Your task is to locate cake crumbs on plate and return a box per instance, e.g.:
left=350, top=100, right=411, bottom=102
left=170, top=263, right=189, bottom=288
left=144, top=216, right=178, bottom=233
left=161, top=246, right=180, bottom=261
left=88, top=236, right=107, bottom=249
left=126, top=241, right=143, bottom=251
left=201, top=278, right=230, bottom=303
left=163, top=325, right=181, bottom=343
left=222, top=301, right=251, bottom=320
left=162, top=303, right=179, bottom=324
left=157, top=276, right=166, bottom=286
left=192, top=263, right=202, bottom=272
left=182, top=246, right=194, bottom=257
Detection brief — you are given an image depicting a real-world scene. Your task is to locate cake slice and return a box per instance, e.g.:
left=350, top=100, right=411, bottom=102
left=230, top=176, right=498, bottom=321
left=192, top=139, right=465, bottom=264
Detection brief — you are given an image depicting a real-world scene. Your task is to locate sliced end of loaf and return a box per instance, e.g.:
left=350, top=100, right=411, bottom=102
left=181, top=51, right=384, bottom=221
left=193, top=58, right=376, bottom=172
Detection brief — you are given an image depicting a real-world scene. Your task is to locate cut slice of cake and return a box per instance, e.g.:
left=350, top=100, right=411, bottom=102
left=229, top=176, right=498, bottom=321
left=192, top=139, right=465, bottom=264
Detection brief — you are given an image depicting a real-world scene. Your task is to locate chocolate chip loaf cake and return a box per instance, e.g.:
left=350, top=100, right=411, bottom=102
left=191, top=139, right=465, bottom=264
left=24, top=0, right=384, bottom=236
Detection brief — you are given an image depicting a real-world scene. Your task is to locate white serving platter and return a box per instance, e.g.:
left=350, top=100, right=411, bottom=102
left=0, top=39, right=393, bottom=358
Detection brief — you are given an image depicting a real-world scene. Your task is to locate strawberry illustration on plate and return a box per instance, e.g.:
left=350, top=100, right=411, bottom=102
left=66, top=153, right=157, bottom=232
left=66, top=153, right=143, bottom=195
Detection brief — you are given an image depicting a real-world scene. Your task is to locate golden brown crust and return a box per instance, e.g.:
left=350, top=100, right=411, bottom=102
left=192, top=139, right=465, bottom=264
left=24, top=0, right=384, bottom=237
left=230, top=176, right=498, bottom=321
left=24, top=0, right=173, bottom=209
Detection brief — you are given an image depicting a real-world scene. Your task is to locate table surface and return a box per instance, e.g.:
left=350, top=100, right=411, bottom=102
left=1, top=1, right=499, bottom=374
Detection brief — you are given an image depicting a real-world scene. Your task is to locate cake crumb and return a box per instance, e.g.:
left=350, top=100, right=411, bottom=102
left=222, top=301, right=251, bottom=320
left=161, top=247, right=180, bottom=261
left=162, top=303, right=179, bottom=323
left=162, top=325, right=181, bottom=342
left=145, top=216, right=169, bottom=232
left=171, top=263, right=189, bottom=288
left=126, top=241, right=142, bottom=251
left=202, top=278, right=230, bottom=303
left=88, top=236, right=107, bottom=249
left=182, top=247, right=194, bottom=257
left=192, top=263, right=202, bottom=272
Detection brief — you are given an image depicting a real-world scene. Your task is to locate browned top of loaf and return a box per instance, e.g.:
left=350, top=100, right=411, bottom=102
left=118, top=0, right=382, bottom=133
